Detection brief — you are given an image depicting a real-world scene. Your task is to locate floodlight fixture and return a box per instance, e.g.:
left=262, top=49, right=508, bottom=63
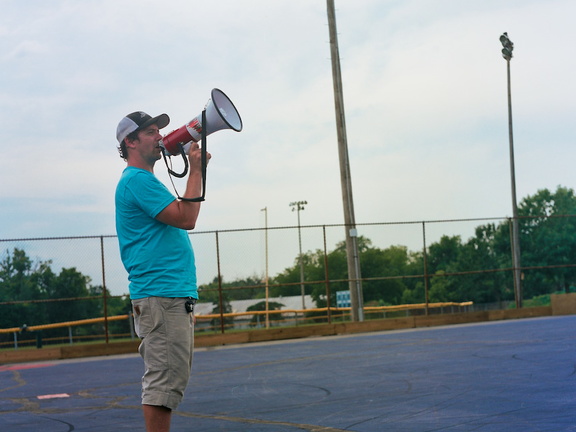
left=500, top=32, right=514, bottom=61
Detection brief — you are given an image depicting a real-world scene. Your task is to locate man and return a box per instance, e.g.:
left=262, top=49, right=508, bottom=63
left=115, top=111, right=210, bottom=432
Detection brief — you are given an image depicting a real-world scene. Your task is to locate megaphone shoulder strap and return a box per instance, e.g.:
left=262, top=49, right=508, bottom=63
left=163, top=109, right=207, bottom=203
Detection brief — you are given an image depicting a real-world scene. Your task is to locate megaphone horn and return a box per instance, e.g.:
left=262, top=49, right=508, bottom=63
left=160, top=88, right=243, bottom=156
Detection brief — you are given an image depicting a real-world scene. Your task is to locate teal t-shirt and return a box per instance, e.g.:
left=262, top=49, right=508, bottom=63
left=115, top=167, right=197, bottom=300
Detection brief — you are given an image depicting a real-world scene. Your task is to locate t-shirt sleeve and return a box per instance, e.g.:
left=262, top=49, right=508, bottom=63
left=127, top=171, right=176, bottom=219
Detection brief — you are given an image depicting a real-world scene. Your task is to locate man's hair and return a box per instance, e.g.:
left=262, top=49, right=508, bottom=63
left=117, top=129, right=140, bottom=160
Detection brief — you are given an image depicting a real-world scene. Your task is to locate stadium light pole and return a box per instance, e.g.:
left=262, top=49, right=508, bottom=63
left=327, top=0, right=364, bottom=322
left=290, top=200, right=307, bottom=310
left=500, top=32, right=523, bottom=308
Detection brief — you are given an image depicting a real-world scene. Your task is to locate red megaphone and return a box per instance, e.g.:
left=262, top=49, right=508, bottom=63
left=160, top=88, right=242, bottom=156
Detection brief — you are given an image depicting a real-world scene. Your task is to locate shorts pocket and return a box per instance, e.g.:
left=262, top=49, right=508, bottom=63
left=132, top=298, right=159, bottom=339
left=133, top=298, right=169, bottom=369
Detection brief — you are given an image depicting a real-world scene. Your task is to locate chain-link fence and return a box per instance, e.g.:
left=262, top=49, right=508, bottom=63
left=1, top=215, right=575, bottom=348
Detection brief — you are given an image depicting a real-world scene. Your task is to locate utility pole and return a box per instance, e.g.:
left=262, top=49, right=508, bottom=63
left=500, top=32, right=523, bottom=308
left=326, top=0, right=364, bottom=321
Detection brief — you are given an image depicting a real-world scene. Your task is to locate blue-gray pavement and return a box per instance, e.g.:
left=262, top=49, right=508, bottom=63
left=1, top=315, right=575, bottom=431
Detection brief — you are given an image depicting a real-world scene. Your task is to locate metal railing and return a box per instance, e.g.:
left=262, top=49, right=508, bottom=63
left=1, top=301, right=474, bottom=349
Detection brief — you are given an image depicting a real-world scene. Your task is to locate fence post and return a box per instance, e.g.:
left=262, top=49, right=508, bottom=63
left=422, top=221, right=430, bottom=316
left=322, top=226, right=332, bottom=324
left=215, top=231, right=225, bottom=334
left=68, top=326, right=73, bottom=344
left=13, top=332, right=18, bottom=350
left=100, top=236, right=109, bottom=344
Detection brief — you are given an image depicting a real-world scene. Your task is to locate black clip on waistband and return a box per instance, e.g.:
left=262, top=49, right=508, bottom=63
left=185, top=297, right=197, bottom=314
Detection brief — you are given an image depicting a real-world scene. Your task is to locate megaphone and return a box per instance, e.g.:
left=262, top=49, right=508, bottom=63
left=160, top=88, right=243, bottom=156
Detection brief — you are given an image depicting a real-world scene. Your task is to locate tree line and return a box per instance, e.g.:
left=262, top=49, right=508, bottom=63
left=0, top=248, right=130, bottom=342
left=1, top=186, right=575, bottom=336
left=200, top=186, right=576, bottom=310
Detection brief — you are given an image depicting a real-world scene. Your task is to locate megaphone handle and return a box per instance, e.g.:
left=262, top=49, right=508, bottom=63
left=177, top=109, right=207, bottom=202
left=164, top=110, right=208, bottom=203
left=200, top=108, right=207, bottom=199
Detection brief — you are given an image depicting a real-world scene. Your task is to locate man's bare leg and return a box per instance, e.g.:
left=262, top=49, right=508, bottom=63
left=143, top=404, right=172, bottom=432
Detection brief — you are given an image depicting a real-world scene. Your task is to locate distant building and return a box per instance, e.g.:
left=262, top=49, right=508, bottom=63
left=195, top=295, right=315, bottom=330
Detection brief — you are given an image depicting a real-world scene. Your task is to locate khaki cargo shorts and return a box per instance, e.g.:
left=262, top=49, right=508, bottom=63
left=132, top=297, right=195, bottom=410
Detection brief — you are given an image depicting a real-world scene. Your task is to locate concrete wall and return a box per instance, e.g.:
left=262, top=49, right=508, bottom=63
left=551, top=292, right=576, bottom=315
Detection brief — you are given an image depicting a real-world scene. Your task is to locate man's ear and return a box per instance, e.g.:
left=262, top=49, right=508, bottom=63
left=124, top=136, right=138, bottom=148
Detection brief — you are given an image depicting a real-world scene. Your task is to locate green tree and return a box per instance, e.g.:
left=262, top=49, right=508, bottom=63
left=361, top=244, right=412, bottom=305
left=519, top=186, right=576, bottom=296
left=87, top=285, right=132, bottom=337
left=452, top=224, right=511, bottom=304
left=161, top=186, right=576, bottom=317
left=199, top=275, right=265, bottom=303
left=246, top=301, right=284, bottom=327
left=0, top=248, right=105, bottom=344
left=271, top=249, right=332, bottom=301
left=271, top=237, right=364, bottom=307
left=272, top=237, right=420, bottom=308
left=420, top=186, right=576, bottom=305
left=0, top=248, right=50, bottom=328
left=44, top=267, right=93, bottom=323
left=428, top=235, right=462, bottom=274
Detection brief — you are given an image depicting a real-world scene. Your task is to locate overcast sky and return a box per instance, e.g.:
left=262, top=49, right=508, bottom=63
left=2, top=0, right=575, bottom=285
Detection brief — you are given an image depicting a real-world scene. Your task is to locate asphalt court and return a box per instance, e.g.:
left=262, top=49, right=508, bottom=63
left=1, top=315, right=575, bottom=431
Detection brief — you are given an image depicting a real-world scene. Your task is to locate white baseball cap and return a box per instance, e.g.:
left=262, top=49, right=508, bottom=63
left=116, top=111, right=170, bottom=144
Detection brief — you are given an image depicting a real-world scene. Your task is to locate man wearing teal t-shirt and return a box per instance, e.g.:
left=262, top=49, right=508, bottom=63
left=115, top=111, right=211, bottom=432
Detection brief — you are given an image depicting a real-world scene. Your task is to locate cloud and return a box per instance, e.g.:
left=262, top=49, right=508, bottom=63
left=0, top=0, right=574, bottom=256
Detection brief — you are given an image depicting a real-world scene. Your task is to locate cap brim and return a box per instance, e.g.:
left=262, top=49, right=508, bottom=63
left=139, top=113, right=170, bottom=131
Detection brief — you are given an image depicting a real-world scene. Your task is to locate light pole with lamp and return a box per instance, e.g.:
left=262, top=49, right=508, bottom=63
left=500, top=32, right=523, bottom=308
left=290, top=200, right=307, bottom=310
